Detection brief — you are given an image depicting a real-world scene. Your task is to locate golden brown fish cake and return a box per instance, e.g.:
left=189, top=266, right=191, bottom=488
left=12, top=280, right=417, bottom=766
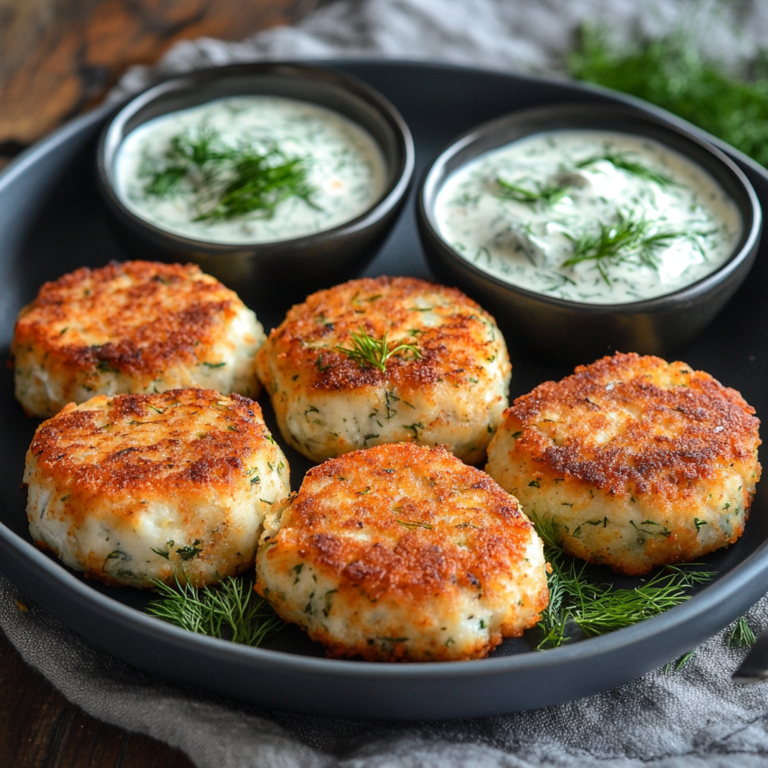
left=255, top=276, right=511, bottom=463
left=24, top=388, right=290, bottom=588
left=486, top=352, right=761, bottom=575
left=12, top=260, right=265, bottom=418
left=255, top=442, right=548, bottom=662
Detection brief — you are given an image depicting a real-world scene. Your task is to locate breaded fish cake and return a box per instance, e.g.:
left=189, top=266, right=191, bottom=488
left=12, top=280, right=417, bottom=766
left=255, top=276, right=511, bottom=463
left=24, top=389, right=290, bottom=588
left=12, top=260, right=265, bottom=418
left=255, top=443, right=548, bottom=662
left=486, top=352, right=761, bottom=575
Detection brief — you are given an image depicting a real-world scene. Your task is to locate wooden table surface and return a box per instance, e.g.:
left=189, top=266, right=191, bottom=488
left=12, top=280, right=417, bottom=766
left=0, top=1, right=318, bottom=765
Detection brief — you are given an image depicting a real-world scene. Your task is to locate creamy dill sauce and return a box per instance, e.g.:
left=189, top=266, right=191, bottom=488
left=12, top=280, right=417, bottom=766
left=114, top=96, right=387, bottom=243
left=435, top=131, right=742, bottom=304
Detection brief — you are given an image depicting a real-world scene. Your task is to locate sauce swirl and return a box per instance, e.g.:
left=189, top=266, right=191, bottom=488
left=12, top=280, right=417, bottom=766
left=114, top=96, right=387, bottom=244
left=435, top=131, right=742, bottom=304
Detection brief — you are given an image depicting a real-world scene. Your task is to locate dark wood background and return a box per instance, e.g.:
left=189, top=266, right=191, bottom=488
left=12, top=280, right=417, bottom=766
left=0, top=1, right=317, bottom=764
left=0, top=0, right=317, bottom=151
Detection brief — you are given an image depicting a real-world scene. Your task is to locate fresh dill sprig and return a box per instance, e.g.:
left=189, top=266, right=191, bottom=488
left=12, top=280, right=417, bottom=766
left=495, top=177, right=570, bottom=206
left=335, top=327, right=422, bottom=372
left=728, top=616, right=757, bottom=649
left=141, top=126, right=317, bottom=222
left=569, top=26, right=768, bottom=168
left=563, top=212, right=689, bottom=284
left=146, top=573, right=284, bottom=646
left=665, top=648, right=697, bottom=673
left=142, top=125, right=236, bottom=197
left=575, top=152, right=676, bottom=188
left=195, top=150, right=317, bottom=222
left=530, top=513, right=716, bottom=650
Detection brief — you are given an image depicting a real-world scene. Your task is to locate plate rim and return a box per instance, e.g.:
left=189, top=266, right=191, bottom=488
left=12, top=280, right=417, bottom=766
left=1, top=57, right=767, bottom=707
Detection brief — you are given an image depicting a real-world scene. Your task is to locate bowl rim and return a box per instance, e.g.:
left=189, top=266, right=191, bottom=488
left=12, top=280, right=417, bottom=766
left=97, top=61, right=415, bottom=251
left=418, top=101, right=763, bottom=314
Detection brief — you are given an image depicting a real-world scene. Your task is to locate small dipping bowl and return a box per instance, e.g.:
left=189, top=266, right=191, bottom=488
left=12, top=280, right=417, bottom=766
left=417, top=103, right=762, bottom=363
left=98, top=62, right=414, bottom=305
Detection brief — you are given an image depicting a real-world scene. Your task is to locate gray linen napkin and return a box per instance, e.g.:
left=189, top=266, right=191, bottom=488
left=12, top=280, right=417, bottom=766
left=5, top=0, right=768, bottom=765
left=3, top=574, right=768, bottom=767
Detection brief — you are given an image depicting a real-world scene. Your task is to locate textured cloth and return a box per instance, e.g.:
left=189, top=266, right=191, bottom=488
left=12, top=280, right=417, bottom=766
left=5, top=0, right=768, bottom=765
left=2, top=575, right=768, bottom=767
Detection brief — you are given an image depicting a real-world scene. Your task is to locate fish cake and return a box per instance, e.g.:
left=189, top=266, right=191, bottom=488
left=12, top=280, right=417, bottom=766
left=12, top=260, right=265, bottom=418
left=24, top=389, right=290, bottom=588
left=486, top=352, right=762, bottom=575
left=255, top=442, right=548, bottom=662
left=254, top=276, right=511, bottom=463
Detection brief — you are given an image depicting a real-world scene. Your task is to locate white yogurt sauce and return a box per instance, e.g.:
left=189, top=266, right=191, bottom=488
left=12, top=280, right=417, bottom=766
left=435, top=130, right=742, bottom=304
left=114, top=96, right=387, bottom=243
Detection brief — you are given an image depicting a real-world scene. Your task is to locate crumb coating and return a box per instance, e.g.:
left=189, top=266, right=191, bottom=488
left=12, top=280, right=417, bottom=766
left=24, top=389, right=289, bottom=587
left=486, top=352, right=761, bottom=575
left=12, top=260, right=264, bottom=417
left=255, top=276, right=511, bottom=463
left=256, top=443, right=548, bottom=661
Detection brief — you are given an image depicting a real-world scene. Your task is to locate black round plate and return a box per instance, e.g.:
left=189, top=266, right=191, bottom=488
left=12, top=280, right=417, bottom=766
left=1, top=60, right=767, bottom=721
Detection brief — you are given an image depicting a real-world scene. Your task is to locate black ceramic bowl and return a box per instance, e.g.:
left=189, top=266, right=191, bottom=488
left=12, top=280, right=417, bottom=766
left=97, top=62, right=414, bottom=305
left=418, top=103, right=762, bottom=364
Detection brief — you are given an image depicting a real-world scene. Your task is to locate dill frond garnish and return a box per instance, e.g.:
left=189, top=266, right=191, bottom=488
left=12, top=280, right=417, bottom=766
left=146, top=574, right=284, bottom=646
left=569, top=26, right=768, bottom=168
left=195, top=151, right=316, bottom=222
left=531, top=513, right=715, bottom=650
left=575, top=152, right=676, bottom=188
left=336, top=327, right=422, bottom=372
left=727, top=616, right=757, bottom=649
left=665, top=648, right=697, bottom=673
left=562, top=212, right=690, bottom=284
left=140, top=126, right=317, bottom=222
left=495, top=177, right=570, bottom=206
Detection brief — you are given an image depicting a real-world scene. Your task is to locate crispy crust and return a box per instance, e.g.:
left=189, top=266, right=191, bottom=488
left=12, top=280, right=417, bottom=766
left=13, top=261, right=242, bottom=378
left=258, top=276, right=504, bottom=393
left=291, top=445, right=532, bottom=601
left=255, top=276, right=511, bottom=463
left=257, top=443, right=548, bottom=661
left=486, top=352, right=762, bottom=574
left=505, top=352, right=760, bottom=501
left=25, top=388, right=289, bottom=587
left=28, top=389, right=272, bottom=505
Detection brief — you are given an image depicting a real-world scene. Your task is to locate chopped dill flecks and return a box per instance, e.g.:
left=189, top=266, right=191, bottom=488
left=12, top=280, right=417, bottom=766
left=530, top=513, right=716, bottom=650
left=563, top=212, right=691, bottom=284
left=336, top=327, right=421, bottom=372
left=147, top=574, right=284, bottom=646
left=495, top=177, right=570, bottom=206
left=575, top=152, right=676, bottom=188
left=141, top=125, right=318, bottom=222
left=728, top=616, right=757, bottom=650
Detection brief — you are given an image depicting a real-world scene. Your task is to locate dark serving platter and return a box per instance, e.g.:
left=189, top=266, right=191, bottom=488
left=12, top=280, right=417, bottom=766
left=1, top=60, right=768, bottom=721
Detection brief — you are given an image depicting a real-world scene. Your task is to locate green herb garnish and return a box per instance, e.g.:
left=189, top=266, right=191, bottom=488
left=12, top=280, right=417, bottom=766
left=495, top=177, right=570, bottom=206
left=336, top=327, right=422, bottom=372
left=141, top=126, right=318, bottom=222
left=575, top=152, right=676, bottom=188
left=147, top=574, right=284, bottom=646
left=563, top=212, right=691, bottom=284
left=532, top=513, right=715, bottom=649
left=569, top=26, right=768, bottom=168
left=728, top=616, right=757, bottom=649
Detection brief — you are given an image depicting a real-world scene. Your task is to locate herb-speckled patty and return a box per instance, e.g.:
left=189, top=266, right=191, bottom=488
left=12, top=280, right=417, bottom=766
left=12, top=260, right=264, bottom=418
left=255, top=442, right=548, bottom=662
left=255, top=276, right=511, bottom=464
left=486, top=352, right=761, bottom=575
left=24, top=389, right=290, bottom=588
